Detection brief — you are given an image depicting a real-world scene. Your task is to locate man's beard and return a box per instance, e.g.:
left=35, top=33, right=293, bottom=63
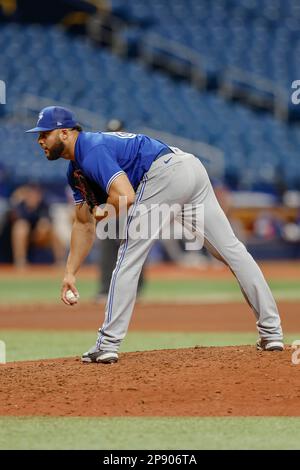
left=47, top=141, right=65, bottom=161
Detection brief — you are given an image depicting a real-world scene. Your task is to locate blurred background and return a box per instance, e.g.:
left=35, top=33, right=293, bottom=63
left=0, top=0, right=300, bottom=268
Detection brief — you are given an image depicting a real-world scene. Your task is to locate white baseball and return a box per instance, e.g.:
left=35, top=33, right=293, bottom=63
left=66, top=289, right=79, bottom=305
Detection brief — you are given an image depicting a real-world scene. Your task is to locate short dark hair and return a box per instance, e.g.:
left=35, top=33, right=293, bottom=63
left=72, top=125, right=83, bottom=132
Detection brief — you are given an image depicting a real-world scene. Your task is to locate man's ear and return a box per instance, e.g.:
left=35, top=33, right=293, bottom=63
left=59, top=129, right=69, bottom=141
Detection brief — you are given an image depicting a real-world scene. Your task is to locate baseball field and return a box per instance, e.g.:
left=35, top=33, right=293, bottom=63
left=0, top=261, right=300, bottom=449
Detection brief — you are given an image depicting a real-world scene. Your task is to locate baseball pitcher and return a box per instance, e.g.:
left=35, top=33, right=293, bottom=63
left=26, top=106, right=284, bottom=363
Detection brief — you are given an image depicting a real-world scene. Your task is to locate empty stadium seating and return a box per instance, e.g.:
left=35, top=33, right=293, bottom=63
left=0, top=22, right=299, bottom=191
left=110, top=0, right=300, bottom=89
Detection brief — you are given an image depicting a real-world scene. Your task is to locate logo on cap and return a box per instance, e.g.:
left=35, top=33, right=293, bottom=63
left=37, top=112, right=44, bottom=124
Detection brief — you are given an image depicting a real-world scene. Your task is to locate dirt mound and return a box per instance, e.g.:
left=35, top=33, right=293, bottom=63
left=1, top=346, right=299, bottom=417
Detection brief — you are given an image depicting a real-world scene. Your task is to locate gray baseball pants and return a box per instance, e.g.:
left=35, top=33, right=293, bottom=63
left=96, top=149, right=283, bottom=352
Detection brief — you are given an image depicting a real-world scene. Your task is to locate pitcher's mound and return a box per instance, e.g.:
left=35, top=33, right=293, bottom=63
left=1, top=346, right=299, bottom=417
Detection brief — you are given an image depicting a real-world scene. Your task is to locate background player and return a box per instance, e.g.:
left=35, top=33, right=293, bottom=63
left=96, top=118, right=145, bottom=302
left=10, top=183, right=64, bottom=267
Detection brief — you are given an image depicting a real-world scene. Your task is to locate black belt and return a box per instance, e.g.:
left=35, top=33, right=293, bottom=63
left=154, top=147, right=173, bottom=161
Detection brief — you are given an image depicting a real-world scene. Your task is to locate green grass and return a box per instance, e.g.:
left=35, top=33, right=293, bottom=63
left=0, top=330, right=299, bottom=362
left=0, top=417, right=300, bottom=449
left=0, top=278, right=96, bottom=303
left=0, top=278, right=299, bottom=303
left=143, top=279, right=300, bottom=302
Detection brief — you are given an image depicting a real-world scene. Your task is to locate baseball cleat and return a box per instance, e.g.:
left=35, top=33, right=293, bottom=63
left=81, top=346, right=118, bottom=364
left=256, top=338, right=284, bottom=351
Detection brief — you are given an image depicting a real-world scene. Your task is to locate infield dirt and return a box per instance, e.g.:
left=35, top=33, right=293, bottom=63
left=0, top=300, right=299, bottom=332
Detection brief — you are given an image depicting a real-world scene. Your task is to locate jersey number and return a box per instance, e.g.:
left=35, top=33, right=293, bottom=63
left=105, top=132, right=136, bottom=139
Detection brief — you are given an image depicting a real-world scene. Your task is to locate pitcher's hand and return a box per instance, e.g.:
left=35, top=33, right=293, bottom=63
left=61, top=273, right=79, bottom=306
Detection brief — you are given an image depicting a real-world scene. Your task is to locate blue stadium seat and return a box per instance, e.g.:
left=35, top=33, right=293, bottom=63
left=0, top=22, right=300, bottom=190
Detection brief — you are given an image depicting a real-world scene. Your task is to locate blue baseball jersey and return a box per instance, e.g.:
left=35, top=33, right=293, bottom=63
left=67, top=131, right=170, bottom=204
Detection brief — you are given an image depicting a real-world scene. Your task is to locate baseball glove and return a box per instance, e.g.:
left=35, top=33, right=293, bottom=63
left=73, top=169, right=107, bottom=213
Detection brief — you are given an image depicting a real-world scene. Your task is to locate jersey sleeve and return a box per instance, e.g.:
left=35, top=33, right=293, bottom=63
left=66, top=163, right=85, bottom=205
left=82, top=145, right=125, bottom=194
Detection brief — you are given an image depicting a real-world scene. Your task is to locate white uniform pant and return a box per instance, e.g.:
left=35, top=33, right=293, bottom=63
left=96, top=150, right=283, bottom=352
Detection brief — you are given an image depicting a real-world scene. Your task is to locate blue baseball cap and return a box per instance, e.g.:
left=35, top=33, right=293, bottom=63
left=26, top=106, right=78, bottom=133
